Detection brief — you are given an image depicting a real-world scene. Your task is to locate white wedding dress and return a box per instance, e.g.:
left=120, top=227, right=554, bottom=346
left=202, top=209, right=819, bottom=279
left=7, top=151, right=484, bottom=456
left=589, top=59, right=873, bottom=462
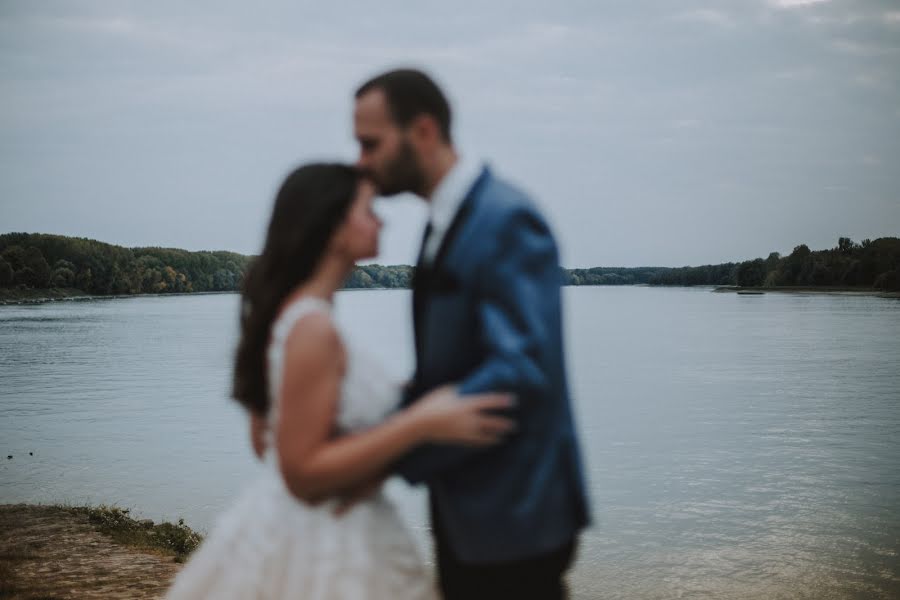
left=166, top=297, right=436, bottom=599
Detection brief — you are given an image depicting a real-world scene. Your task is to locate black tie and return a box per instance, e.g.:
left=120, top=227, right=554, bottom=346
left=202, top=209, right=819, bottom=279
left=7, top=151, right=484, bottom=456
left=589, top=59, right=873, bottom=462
left=417, top=221, right=434, bottom=268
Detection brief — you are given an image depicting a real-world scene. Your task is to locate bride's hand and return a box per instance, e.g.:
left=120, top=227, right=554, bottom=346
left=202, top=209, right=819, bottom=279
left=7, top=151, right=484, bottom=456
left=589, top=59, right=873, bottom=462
left=411, top=385, right=516, bottom=446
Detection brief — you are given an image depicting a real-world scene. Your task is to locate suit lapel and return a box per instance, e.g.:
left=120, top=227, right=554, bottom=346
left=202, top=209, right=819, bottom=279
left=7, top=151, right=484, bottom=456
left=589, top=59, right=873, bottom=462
left=412, top=166, right=488, bottom=301
left=412, top=223, right=432, bottom=363
left=412, top=166, right=491, bottom=375
left=431, top=166, right=490, bottom=274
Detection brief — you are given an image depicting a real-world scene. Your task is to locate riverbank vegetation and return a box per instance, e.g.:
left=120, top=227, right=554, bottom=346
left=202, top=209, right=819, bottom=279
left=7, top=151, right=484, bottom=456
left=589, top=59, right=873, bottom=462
left=648, top=237, right=899, bottom=291
left=0, top=233, right=417, bottom=300
left=0, top=233, right=251, bottom=296
left=70, top=505, right=202, bottom=561
left=0, top=503, right=197, bottom=598
left=1, top=233, right=897, bottom=302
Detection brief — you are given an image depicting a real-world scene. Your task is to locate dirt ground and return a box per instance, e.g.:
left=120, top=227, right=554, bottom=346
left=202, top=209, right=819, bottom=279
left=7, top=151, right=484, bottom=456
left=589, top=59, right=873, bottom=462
left=0, top=504, right=182, bottom=600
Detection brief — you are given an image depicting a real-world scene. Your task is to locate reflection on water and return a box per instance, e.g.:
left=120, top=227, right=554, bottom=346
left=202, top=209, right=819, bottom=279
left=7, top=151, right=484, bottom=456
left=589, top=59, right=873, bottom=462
left=2, top=288, right=899, bottom=599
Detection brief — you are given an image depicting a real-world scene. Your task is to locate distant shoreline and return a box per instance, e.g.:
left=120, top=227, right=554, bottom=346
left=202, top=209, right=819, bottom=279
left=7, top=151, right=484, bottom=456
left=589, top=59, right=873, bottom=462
left=714, top=285, right=900, bottom=298
left=0, top=287, right=409, bottom=306
left=4, top=284, right=899, bottom=306
left=0, top=287, right=237, bottom=306
left=3, top=233, right=898, bottom=299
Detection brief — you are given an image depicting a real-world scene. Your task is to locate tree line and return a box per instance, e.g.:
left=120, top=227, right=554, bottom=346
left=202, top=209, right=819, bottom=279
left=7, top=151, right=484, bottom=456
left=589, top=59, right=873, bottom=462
left=648, top=237, right=899, bottom=291
left=0, top=233, right=251, bottom=295
left=2, top=233, right=897, bottom=296
left=561, top=266, right=663, bottom=286
left=0, top=233, right=418, bottom=296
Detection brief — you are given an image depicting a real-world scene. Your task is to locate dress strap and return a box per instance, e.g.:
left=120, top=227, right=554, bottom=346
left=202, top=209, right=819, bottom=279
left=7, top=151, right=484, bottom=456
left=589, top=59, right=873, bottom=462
left=271, top=296, right=333, bottom=341
left=265, top=296, right=334, bottom=436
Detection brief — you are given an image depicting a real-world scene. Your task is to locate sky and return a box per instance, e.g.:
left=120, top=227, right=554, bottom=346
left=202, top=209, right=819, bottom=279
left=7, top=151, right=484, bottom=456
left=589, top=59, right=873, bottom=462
left=1, top=0, right=898, bottom=268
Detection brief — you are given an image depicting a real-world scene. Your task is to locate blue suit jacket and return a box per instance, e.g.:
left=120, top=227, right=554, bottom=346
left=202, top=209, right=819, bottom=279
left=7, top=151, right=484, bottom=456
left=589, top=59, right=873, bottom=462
left=397, top=166, right=591, bottom=563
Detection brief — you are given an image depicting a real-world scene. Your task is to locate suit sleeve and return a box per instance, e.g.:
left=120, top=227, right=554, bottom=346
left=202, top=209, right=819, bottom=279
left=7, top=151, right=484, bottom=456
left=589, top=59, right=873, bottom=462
left=395, top=209, right=559, bottom=484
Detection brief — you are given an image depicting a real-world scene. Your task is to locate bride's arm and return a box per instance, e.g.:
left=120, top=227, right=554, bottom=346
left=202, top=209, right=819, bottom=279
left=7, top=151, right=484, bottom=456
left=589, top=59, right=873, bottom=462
left=276, top=313, right=513, bottom=504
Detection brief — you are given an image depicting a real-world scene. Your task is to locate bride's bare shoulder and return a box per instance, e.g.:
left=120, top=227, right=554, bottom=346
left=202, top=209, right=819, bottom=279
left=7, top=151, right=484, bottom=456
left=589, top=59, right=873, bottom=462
left=283, top=311, right=345, bottom=369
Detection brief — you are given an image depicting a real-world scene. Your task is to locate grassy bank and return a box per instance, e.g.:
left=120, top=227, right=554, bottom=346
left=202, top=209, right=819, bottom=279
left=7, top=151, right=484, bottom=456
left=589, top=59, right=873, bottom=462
left=66, top=505, right=202, bottom=561
left=0, top=504, right=202, bottom=599
left=1, top=504, right=201, bottom=562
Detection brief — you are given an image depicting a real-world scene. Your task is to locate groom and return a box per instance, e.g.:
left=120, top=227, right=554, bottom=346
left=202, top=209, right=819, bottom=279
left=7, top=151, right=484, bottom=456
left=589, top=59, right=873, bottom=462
left=353, top=69, right=590, bottom=599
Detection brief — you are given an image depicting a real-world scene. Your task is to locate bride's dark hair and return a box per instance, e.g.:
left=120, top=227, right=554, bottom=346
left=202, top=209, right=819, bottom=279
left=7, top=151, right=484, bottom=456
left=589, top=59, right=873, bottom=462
left=233, top=163, right=360, bottom=415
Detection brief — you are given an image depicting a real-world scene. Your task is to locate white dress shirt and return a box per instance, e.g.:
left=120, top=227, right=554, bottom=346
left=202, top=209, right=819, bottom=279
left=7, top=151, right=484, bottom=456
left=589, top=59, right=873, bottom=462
left=421, top=155, right=483, bottom=265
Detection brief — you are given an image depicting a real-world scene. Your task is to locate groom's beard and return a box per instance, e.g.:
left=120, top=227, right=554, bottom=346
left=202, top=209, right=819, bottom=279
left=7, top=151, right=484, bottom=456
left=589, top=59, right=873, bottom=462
left=373, top=139, right=426, bottom=197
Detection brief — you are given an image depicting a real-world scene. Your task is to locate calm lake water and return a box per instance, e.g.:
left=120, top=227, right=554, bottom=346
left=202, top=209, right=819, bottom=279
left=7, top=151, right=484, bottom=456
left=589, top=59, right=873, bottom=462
left=2, top=287, right=899, bottom=599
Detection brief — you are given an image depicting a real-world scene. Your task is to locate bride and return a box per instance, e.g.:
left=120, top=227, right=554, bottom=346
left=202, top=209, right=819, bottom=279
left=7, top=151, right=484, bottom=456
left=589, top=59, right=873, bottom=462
left=166, top=163, right=514, bottom=599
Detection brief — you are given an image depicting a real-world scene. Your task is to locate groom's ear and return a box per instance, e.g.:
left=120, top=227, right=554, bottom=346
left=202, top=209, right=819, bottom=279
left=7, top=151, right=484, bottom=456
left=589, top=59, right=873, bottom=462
left=409, top=113, right=441, bottom=148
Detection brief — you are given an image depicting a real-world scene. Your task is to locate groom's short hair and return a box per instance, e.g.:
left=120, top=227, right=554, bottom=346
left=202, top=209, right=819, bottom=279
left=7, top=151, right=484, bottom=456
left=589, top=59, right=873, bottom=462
left=356, top=69, right=453, bottom=143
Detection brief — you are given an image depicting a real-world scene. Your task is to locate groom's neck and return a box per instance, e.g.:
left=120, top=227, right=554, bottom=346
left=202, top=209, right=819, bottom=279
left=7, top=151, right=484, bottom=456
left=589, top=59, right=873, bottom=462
left=422, top=146, right=458, bottom=201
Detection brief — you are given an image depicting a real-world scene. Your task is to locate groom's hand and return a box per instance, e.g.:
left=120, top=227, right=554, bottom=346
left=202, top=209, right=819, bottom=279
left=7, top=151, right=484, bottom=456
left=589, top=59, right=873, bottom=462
left=333, top=474, right=386, bottom=516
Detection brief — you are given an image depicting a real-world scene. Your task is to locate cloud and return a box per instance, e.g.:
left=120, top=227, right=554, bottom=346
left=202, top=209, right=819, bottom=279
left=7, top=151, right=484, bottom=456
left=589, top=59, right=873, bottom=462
left=50, top=15, right=137, bottom=35
left=670, top=119, right=701, bottom=129
left=852, top=69, right=897, bottom=89
left=768, top=0, right=830, bottom=8
left=31, top=13, right=222, bottom=56
left=773, top=67, right=818, bottom=81
left=2, top=1, right=899, bottom=267
left=832, top=38, right=900, bottom=57
left=675, top=9, right=735, bottom=28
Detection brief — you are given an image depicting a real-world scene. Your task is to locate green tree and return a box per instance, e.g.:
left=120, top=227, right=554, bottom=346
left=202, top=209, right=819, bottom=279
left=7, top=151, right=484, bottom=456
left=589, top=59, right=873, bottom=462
left=161, top=266, right=178, bottom=292
left=213, top=268, right=235, bottom=291
left=50, top=267, right=76, bottom=287
left=49, top=259, right=77, bottom=288
left=1, top=245, right=27, bottom=271
left=808, top=261, right=833, bottom=285
left=14, top=267, right=39, bottom=287
left=780, top=244, right=812, bottom=285
left=0, top=257, right=12, bottom=286
left=875, top=270, right=899, bottom=291
left=837, top=237, right=853, bottom=253
left=735, top=259, right=766, bottom=287
left=15, top=247, right=51, bottom=288
left=141, top=267, right=164, bottom=293
left=345, top=269, right=375, bottom=288
left=76, top=267, right=93, bottom=291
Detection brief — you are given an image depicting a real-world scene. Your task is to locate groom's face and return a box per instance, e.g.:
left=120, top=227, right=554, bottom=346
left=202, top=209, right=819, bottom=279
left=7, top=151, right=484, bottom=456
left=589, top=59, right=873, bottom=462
left=354, top=89, right=425, bottom=197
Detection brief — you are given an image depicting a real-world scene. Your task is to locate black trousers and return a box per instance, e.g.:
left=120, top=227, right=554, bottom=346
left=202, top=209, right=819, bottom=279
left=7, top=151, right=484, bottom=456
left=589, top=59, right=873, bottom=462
left=433, top=516, right=576, bottom=600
